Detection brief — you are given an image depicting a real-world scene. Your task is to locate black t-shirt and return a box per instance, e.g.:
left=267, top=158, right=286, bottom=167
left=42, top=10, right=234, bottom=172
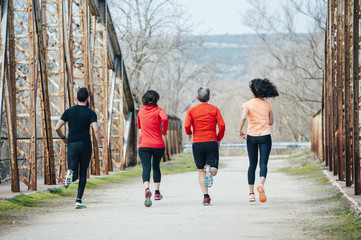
left=60, top=105, right=97, bottom=143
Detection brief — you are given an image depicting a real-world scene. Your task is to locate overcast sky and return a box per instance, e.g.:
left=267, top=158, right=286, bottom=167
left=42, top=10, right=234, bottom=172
left=178, top=0, right=313, bottom=35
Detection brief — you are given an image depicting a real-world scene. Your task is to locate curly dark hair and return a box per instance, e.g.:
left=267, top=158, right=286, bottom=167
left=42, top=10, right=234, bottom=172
left=249, top=78, right=279, bottom=98
left=142, top=90, right=160, bottom=106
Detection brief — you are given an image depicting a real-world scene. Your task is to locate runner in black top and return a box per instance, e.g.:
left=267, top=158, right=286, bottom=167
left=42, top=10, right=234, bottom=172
left=54, top=87, right=103, bottom=209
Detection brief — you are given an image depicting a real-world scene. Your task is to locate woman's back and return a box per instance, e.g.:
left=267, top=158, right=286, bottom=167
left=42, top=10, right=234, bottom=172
left=137, top=105, right=168, bottom=148
left=242, top=98, right=272, bottom=136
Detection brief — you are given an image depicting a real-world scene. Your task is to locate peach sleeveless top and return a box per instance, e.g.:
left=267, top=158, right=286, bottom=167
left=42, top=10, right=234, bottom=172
left=241, top=98, right=272, bottom=136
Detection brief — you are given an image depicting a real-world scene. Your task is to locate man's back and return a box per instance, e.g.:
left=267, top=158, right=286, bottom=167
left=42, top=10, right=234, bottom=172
left=61, top=105, right=97, bottom=143
left=185, top=103, right=225, bottom=143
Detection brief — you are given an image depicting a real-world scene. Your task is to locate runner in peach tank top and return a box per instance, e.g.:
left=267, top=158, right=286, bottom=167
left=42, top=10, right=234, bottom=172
left=239, top=78, right=279, bottom=204
left=241, top=98, right=272, bottom=136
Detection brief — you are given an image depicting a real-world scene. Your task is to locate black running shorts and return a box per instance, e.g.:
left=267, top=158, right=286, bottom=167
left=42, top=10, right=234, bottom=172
left=192, top=141, right=219, bottom=169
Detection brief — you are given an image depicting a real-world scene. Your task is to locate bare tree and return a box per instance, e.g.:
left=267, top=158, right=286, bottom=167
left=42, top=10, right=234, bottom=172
left=109, top=0, right=192, bottom=106
left=242, top=0, right=326, bottom=141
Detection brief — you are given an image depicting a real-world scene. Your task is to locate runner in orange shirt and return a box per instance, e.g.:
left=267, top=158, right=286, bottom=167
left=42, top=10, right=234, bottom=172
left=185, top=87, right=225, bottom=206
left=239, top=78, right=279, bottom=203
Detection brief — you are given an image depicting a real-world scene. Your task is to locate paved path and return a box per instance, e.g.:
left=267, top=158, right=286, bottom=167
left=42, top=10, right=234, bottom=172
left=2, top=156, right=331, bottom=240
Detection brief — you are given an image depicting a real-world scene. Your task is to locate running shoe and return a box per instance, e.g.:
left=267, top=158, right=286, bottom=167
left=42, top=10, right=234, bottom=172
left=144, top=188, right=152, bottom=207
left=154, top=193, right=163, bottom=201
left=257, top=185, right=267, bottom=203
left=63, top=169, right=73, bottom=189
left=204, top=164, right=213, bottom=188
left=203, top=196, right=211, bottom=206
left=75, top=201, right=86, bottom=209
left=249, top=193, right=256, bottom=202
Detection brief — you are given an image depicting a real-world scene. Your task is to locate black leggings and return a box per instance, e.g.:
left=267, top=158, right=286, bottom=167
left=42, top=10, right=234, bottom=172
left=67, top=140, right=92, bottom=199
left=138, top=147, right=165, bottom=183
left=246, top=134, right=272, bottom=185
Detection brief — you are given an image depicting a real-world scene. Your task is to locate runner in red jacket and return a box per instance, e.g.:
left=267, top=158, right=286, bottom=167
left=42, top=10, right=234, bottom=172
left=137, top=90, right=168, bottom=207
left=184, top=86, right=225, bottom=206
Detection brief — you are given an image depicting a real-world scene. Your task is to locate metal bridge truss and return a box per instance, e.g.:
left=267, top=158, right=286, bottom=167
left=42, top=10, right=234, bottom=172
left=0, top=0, right=139, bottom=192
left=323, top=0, right=361, bottom=195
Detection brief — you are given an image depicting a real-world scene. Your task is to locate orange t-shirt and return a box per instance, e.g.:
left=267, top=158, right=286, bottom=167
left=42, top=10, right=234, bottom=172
left=184, top=103, right=225, bottom=143
left=241, top=98, right=272, bottom=136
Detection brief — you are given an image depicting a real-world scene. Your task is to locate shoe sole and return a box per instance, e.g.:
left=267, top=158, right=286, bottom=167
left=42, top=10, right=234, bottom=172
left=63, top=170, right=73, bottom=189
left=154, top=197, right=163, bottom=201
left=144, top=198, right=152, bottom=207
left=257, top=185, right=267, bottom=203
left=75, top=205, right=86, bottom=209
left=203, top=202, right=211, bottom=206
left=144, top=190, right=152, bottom=207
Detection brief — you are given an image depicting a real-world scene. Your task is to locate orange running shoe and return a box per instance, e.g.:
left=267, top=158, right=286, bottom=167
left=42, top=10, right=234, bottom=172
left=257, top=185, right=267, bottom=203
left=249, top=193, right=256, bottom=202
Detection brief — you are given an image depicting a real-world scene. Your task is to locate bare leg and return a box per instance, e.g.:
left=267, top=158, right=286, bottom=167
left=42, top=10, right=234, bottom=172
left=198, top=169, right=208, bottom=194
left=211, top=167, right=218, bottom=176
left=144, top=181, right=150, bottom=189
left=259, top=177, right=266, bottom=186
left=249, top=184, right=254, bottom=193
left=154, top=182, right=160, bottom=191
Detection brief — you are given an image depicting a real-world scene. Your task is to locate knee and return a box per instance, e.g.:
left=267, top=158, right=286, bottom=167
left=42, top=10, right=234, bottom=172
left=211, top=168, right=218, bottom=176
left=260, top=163, right=268, bottom=170
left=248, top=165, right=257, bottom=171
left=152, top=164, right=160, bottom=171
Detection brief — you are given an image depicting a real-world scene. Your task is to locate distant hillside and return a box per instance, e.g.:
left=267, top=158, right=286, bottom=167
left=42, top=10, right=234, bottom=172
left=194, top=34, right=263, bottom=80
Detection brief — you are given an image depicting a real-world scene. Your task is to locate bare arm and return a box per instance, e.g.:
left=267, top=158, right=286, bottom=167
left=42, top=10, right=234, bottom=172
left=91, top=122, right=104, bottom=158
left=54, top=119, right=67, bottom=144
left=269, top=110, right=274, bottom=125
left=239, top=107, right=248, bottom=140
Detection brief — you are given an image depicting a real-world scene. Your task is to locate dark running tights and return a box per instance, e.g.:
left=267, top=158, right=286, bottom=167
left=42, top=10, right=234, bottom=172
left=138, top=147, right=165, bottom=183
left=67, top=141, right=92, bottom=199
left=246, top=134, right=272, bottom=185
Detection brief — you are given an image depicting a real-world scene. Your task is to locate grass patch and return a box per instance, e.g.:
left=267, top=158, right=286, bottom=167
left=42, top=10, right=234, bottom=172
left=280, top=151, right=361, bottom=239
left=279, top=151, right=329, bottom=185
left=0, top=153, right=195, bottom=227
left=321, top=201, right=361, bottom=239
left=286, top=150, right=311, bottom=159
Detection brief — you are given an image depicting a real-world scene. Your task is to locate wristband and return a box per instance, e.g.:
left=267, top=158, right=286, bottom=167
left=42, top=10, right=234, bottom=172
left=98, top=146, right=103, bottom=148
left=61, top=136, right=66, bottom=140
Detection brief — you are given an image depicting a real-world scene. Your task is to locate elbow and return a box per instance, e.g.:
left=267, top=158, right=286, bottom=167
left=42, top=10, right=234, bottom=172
left=93, top=127, right=100, bottom=134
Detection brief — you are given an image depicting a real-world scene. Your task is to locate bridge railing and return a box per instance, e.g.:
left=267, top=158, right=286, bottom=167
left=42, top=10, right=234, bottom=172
left=0, top=0, right=137, bottom=192
left=183, top=142, right=311, bottom=151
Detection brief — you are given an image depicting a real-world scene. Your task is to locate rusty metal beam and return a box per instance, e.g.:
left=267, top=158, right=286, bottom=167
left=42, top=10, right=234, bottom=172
left=353, top=0, right=361, bottom=195
left=35, top=0, right=56, bottom=185
left=344, top=0, right=353, bottom=187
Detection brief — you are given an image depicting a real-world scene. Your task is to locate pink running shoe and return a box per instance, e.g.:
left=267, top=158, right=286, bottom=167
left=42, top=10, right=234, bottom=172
left=154, top=193, right=163, bottom=201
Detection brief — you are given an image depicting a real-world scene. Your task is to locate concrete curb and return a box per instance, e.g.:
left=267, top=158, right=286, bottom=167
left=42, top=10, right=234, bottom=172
left=322, top=169, right=361, bottom=217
